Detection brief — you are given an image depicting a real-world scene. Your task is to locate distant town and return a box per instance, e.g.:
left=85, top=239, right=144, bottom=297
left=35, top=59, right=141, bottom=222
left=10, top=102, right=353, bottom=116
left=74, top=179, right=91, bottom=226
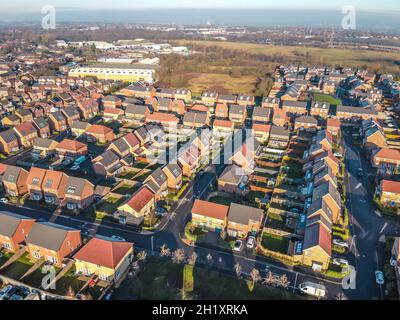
left=0, top=21, right=399, bottom=302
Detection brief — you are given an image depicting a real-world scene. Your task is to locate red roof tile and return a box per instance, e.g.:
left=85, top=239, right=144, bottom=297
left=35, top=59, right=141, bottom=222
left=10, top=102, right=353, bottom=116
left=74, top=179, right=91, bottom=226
left=375, top=148, right=400, bottom=161
left=252, top=123, right=271, bottom=133
left=192, top=199, right=229, bottom=220
left=74, top=237, right=133, bottom=269
left=126, top=186, right=155, bottom=213
left=382, top=180, right=400, bottom=194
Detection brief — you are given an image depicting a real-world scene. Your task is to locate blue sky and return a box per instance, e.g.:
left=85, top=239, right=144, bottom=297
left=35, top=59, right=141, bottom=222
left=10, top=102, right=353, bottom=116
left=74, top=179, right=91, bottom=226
left=1, top=0, right=399, bottom=12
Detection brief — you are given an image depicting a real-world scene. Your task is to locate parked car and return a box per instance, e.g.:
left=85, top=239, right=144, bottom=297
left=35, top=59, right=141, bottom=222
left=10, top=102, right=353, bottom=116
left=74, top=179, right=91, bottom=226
left=375, top=271, right=384, bottom=285
left=333, top=239, right=349, bottom=248
left=246, top=236, right=256, bottom=249
left=155, top=207, right=167, bottom=217
left=0, top=198, right=8, bottom=204
left=70, top=165, right=80, bottom=171
left=299, top=282, right=326, bottom=298
left=233, top=240, right=243, bottom=252
left=111, top=235, right=126, bottom=242
left=333, top=152, right=343, bottom=158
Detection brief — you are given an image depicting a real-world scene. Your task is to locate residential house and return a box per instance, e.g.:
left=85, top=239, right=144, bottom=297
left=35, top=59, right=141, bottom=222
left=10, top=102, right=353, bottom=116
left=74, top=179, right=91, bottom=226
left=56, top=139, right=88, bottom=160
left=155, top=98, right=174, bottom=112
left=336, top=105, right=378, bottom=121
left=144, top=168, right=168, bottom=199
left=363, top=125, right=386, bottom=152
left=294, top=115, right=318, bottom=131
left=228, top=104, right=247, bottom=124
left=215, top=103, right=229, bottom=119
left=124, top=104, right=150, bottom=124
left=201, top=91, right=218, bottom=106
left=42, top=170, right=69, bottom=205
left=282, top=100, right=308, bottom=115
left=174, top=89, right=192, bottom=101
left=252, top=107, right=272, bottom=124
left=379, top=180, right=400, bottom=207
left=2, top=165, right=28, bottom=196
left=73, top=237, right=134, bottom=283
left=262, top=97, right=280, bottom=110
left=107, top=133, right=140, bottom=158
left=252, top=124, right=271, bottom=143
left=237, top=95, right=255, bottom=106
left=269, top=125, right=290, bottom=148
left=93, top=150, right=122, bottom=178
left=191, top=199, right=229, bottom=233
left=32, top=117, right=51, bottom=138
left=312, top=181, right=342, bottom=223
left=162, top=164, right=183, bottom=190
left=326, top=118, right=341, bottom=139
left=145, top=112, right=179, bottom=128
left=272, top=108, right=288, bottom=126
left=64, top=176, right=95, bottom=210
left=302, top=222, right=331, bottom=271
left=1, top=114, right=21, bottom=127
left=183, top=111, right=209, bottom=128
left=48, top=111, right=68, bottom=132
left=85, top=124, right=115, bottom=144
left=213, top=119, right=234, bottom=134
left=0, top=212, right=35, bottom=252
left=313, top=165, right=337, bottom=188
left=218, top=94, right=237, bottom=105
left=13, top=121, right=38, bottom=147
left=15, top=108, right=33, bottom=123
left=71, top=120, right=91, bottom=137
left=178, top=145, right=201, bottom=177
left=310, top=102, right=330, bottom=118
left=61, top=106, right=81, bottom=126
left=77, top=98, right=99, bottom=120
left=218, top=164, right=247, bottom=194
left=118, top=85, right=155, bottom=99
left=26, top=222, right=82, bottom=267
left=32, top=138, right=58, bottom=158
left=103, top=107, right=124, bottom=122
left=115, top=186, right=155, bottom=225
left=26, top=167, right=48, bottom=201
left=227, top=203, right=263, bottom=238
left=373, top=148, right=400, bottom=169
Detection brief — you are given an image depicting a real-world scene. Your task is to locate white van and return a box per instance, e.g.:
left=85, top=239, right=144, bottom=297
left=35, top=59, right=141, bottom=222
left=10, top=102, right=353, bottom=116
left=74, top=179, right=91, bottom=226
left=299, top=282, right=326, bottom=298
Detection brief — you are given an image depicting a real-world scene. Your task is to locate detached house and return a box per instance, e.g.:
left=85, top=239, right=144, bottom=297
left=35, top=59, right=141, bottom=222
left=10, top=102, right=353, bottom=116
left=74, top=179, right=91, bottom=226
left=77, top=98, right=99, bottom=120
left=237, top=94, right=255, bottom=106
left=61, top=106, right=81, bottom=126
left=93, top=150, right=123, bottom=178
left=302, top=221, right=331, bottom=271
left=48, top=111, right=68, bottom=132
left=15, top=108, right=33, bottom=123
left=178, top=145, right=201, bottom=177
left=162, top=163, right=183, bottom=190
left=124, top=104, right=150, bottom=124
left=218, top=164, right=247, bottom=194
left=32, top=117, right=51, bottom=138
left=107, top=133, right=140, bottom=158
left=0, top=129, right=19, bottom=155
left=2, top=165, right=28, bottom=197
left=228, top=104, right=246, bottom=124
left=71, top=120, right=91, bottom=137
left=269, top=125, right=290, bottom=148
left=32, top=138, right=58, bottom=159
left=13, top=121, right=38, bottom=147
left=56, top=139, right=88, bottom=160
left=1, top=115, right=21, bottom=128
left=144, top=168, right=168, bottom=199
left=191, top=200, right=228, bottom=233
left=115, top=186, right=155, bottom=225
left=378, top=180, right=400, bottom=208
left=26, top=222, right=82, bottom=267
left=227, top=203, right=263, bottom=238
left=85, top=124, right=115, bottom=144
left=74, top=237, right=134, bottom=283
left=0, top=212, right=35, bottom=253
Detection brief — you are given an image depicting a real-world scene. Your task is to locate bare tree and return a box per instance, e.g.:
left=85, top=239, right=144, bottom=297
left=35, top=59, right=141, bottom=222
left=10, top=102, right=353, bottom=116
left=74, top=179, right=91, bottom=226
left=136, top=250, right=147, bottom=262
left=171, top=249, right=186, bottom=264
left=234, top=263, right=242, bottom=279
left=250, top=268, right=261, bottom=287
left=263, top=271, right=276, bottom=287
left=188, top=252, right=198, bottom=266
left=160, top=244, right=171, bottom=257
left=278, top=274, right=290, bottom=289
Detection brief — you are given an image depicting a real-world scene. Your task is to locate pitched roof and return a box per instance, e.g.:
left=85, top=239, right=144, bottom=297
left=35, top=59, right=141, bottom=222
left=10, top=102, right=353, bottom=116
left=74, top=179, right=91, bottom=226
left=56, top=139, right=87, bottom=152
left=303, top=223, right=332, bottom=256
left=27, top=167, right=47, bottom=187
left=375, top=148, right=400, bottom=161
left=125, top=186, right=155, bottom=212
left=0, top=211, right=34, bottom=238
left=219, top=164, right=246, bottom=185
left=228, top=203, right=263, bottom=225
left=327, top=118, right=341, bottom=128
left=14, top=121, right=37, bottom=136
left=26, top=222, right=79, bottom=251
left=0, top=129, right=18, bottom=143
left=86, top=124, right=113, bottom=135
left=146, top=112, right=179, bottom=124
left=73, top=237, right=133, bottom=269
left=382, top=180, right=400, bottom=194
left=252, top=123, right=271, bottom=133
left=163, top=163, right=182, bottom=179
left=213, top=119, right=233, bottom=128
left=3, top=165, right=26, bottom=184
left=191, top=199, right=229, bottom=220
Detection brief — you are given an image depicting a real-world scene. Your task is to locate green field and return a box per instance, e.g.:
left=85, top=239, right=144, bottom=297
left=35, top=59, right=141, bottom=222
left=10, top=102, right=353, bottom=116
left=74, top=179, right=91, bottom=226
left=116, top=257, right=299, bottom=300
left=313, top=93, right=342, bottom=105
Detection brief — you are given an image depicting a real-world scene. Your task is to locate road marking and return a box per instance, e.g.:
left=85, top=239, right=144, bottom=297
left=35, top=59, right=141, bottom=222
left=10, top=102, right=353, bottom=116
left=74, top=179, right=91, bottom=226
left=355, top=183, right=362, bottom=189
left=375, top=210, right=382, bottom=217
left=379, top=222, right=388, bottom=234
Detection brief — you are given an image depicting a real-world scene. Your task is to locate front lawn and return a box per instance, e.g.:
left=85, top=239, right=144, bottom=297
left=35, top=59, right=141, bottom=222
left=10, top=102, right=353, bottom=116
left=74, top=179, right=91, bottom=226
left=0, top=253, right=34, bottom=280
left=48, top=267, right=86, bottom=297
left=313, top=93, right=342, bottom=105
left=113, top=183, right=141, bottom=195
left=209, top=196, right=233, bottom=206
left=261, top=233, right=290, bottom=254
left=95, top=195, right=126, bottom=214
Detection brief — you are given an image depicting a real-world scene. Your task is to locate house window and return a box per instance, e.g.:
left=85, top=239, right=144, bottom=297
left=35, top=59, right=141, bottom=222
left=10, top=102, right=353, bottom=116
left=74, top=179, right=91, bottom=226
left=2, top=242, right=12, bottom=250
left=32, top=251, right=41, bottom=259
left=99, top=273, right=109, bottom=281
left=67, top=186, right=76, bottom=194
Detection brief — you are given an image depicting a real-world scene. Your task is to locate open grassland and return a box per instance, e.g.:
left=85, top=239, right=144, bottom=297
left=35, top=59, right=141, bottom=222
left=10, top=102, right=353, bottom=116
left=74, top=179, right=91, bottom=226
left=176, top=40, right=400, bottom=74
